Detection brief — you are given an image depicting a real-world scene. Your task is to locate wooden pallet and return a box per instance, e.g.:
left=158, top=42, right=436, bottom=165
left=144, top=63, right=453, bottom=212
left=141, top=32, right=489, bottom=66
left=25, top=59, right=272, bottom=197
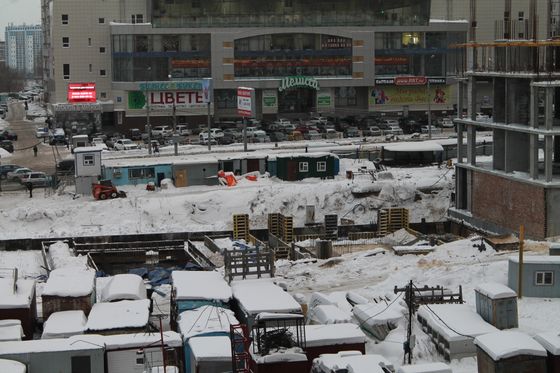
left=267, top=213, right=280, bottom=237
left=233, top=214, right=250, bottom=241
left=377, top=208, right=409, bottom=236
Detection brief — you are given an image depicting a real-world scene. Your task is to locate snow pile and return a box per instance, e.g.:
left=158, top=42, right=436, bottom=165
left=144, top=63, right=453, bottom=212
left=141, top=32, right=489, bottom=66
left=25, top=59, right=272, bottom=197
left=353, top=300, right=405, bottom=340
left=312, top=351, right=394, bottom=373
left=86, top=299, right=151, bottom=331
left=42, top=267, right=95, bottom=297
left=0, top=278, right=36, bottom=309
left=231, top=279, right=302, bottom=315
left=305, top=323, right=366, bottom=347
left=42, top=310, right=87, bottom=339
left=0, top=320, right=24, bottom=341
left=534, top=331, right=560, bottom=355
left=172, top=270, right=231, bottom=301
left=397, top=362, right=451, bottom=373
left=474, top=331, right=547, bottom=360
left=47, top=241, right=88, bottom=270
left=99, top=274, right=147, bottom=302
left=0, top=359, right=26, bottom=373
left=474, top=283, right=517, bottom=299
left=178, top=305, right=238, bottom=340
left=0, top=148, right=12, bottom=158
left=307, top=292, right=352, bottom=325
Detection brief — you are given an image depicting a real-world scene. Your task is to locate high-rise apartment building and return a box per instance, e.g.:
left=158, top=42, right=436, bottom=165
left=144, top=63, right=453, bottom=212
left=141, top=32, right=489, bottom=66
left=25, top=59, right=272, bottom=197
left=0, top=41, right=6, bottom=67
left=42, top=0, right=467, bottom=130
left=5, top=24, right=43, bottom=77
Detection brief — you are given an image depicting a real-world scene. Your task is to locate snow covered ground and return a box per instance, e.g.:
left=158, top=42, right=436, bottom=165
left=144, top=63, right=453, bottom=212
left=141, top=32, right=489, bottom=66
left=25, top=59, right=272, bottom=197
left=0, top=159, right=453, bottom=240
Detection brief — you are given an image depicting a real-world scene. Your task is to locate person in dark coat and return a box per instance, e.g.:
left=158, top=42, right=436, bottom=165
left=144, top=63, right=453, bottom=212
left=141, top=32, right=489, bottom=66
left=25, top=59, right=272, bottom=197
left=33, top=145, right=38, bottom=157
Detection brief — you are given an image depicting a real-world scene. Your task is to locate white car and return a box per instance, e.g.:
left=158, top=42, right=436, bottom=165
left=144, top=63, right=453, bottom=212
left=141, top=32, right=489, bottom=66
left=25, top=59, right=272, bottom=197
left=252, top=130, right=270, bottom=143
left=36, top=127, right=49, bottom=138
left=152, top=126, right=172, bottom=137
left=199, top=129, right=224, bottom=143
left=308, top=116, right=328, bottom=125
left=440, top=118, right=454, bottom=128
left=475, top=113, right=490, bottom=122
left=175, top=124, right=192, bottom=136
left=7, top=167, right=32, bottom=181
left=385, top=125, right=403, bottom=136
left=114, top=139, right=139, bottom=150
left=91, top=137, right=108, bottom=150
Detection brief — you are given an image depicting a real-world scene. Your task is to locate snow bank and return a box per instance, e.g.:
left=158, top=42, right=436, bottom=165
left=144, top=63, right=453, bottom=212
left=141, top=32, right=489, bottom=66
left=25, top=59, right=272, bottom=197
left=47, top=241, right=88, bottom=270
left=0, top=148, right=12, bottom=158
left=42, top=310, right=87, bottom=339
left=86, top=299, right=150, bottom=331
left=172, top=271, right=231, bottom=302
left=313, top=352, right=394, bottom=373
left=231, top=279, right=302, bottom=315
left=178, top=305, right=238, bottom=340
left=309, top=305, right=352, bottom=325
left=0, top=278, right=36, bottom=309
left=0, top=359, right=26, bottom=373
left=99, top=274, right=147, bottom=302
left=42, top=267, right=95, bottom=297
left=475, top=283, right=516, bottom=299
left=189, top=335, right=232, bottom=362
left=397, top=362, right=452, bottom=373
left=474, top=331, right=547, bottom=360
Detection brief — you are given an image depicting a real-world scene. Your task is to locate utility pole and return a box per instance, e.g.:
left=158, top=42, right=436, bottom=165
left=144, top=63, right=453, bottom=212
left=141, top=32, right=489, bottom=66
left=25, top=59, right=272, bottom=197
left=395, top=280, right=415, bottom=365
left=207, top=102, right=212, bottom=151
left=427, top=79, right=432, bottom=140
left=172, top=101, right=178, bottom=156
left=145, top=68, right=152, bottom=155
left=518, top=225, right=525, bottom=298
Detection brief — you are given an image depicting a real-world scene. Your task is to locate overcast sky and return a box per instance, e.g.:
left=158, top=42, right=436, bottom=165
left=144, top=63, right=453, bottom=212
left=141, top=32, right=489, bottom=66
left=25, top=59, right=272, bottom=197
left=1, top=0, right=41, bottom=41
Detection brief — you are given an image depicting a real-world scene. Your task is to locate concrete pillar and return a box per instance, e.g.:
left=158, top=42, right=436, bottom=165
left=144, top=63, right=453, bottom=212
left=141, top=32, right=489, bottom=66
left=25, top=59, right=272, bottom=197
left=457, top=123, right=464, bottom=163
left=493, top=129, right=506, bottom=171
left=468, top=77, right=477, bottom=120
left=545, top=88, right=554, bottom=181
left=505, top=131, right=530, bottom=173
left=467, top=126, right=477, bottom=166
left=457, top=80, right=465, bottom=164
left=546, top=136, right=554, bottom=182
left=529, top=85, right=539, bottom=179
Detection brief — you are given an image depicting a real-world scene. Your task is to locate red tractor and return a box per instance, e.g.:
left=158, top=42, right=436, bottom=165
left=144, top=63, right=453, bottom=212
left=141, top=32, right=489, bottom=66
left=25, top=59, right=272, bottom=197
left=92, top=180, right=127, bottom=200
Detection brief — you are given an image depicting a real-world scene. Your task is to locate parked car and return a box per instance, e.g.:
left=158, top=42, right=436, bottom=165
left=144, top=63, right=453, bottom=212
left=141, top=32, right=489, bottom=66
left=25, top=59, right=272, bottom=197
left=152, top=126, right=172, bottom=137
left=218, top=134, right=236, bottom=145
left=385, top=125, right=404, bottom=136
left=245, top=127, right=259, bottom=138
left=364, top=126, right=382, bottom=137
left=56, top=159, right=75, bottom=175
left=0, top=140, right=14, bottom=153
left=476, top=113, right=491, bottom=122
left=308, top=116, right=328, bottom=126
left=129, top=128, right=142, bottom=140
left=252, top=130, right=270, bottom=143
left=0, top=130, right=18, bottom=141
left=19, top=172, right=50, bottom=187
left=305, top=130, right=322, bottom=140
left=345, top=127, right=361, bottom=138
left=269, top=131, right=288, bottom=142
left=7, top=167, right=32, bottom=181
left=199, top=129, right=224, bottom=143
left=114, top=139, right=139, bottom=150
left=223, top=128, right=243, bottom=141
left=0, top=164, right=23, bottom=179
left=324, top=129, right=341, bottom=139
left=175, top=124, right=192, bottom=136
left=36, top=127, right=49, bottom=138
left=273, top=118, right=292, bottom=127
left=91, top=137, right=108, bottom=150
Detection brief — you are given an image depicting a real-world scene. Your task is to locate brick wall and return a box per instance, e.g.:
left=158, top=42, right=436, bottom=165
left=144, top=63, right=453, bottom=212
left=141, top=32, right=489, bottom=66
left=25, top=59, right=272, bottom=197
left=472, top=171, right=546, bottom=238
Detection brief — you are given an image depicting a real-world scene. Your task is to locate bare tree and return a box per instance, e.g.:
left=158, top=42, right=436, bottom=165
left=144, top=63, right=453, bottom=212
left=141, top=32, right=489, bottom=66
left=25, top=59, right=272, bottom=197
left=0, top=65, right=25, bottom=92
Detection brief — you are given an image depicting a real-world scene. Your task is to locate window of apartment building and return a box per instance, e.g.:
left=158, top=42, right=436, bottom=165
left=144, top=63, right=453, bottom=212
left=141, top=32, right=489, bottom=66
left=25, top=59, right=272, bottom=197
left=61, top=14, right=69, bottom=25
left=299, top=162, right=309, bottom=172
left=98, top=17, right=105, bottom=24
left=89, top=64, right=92, bottom=73
left=88, top=38, right=92, bottom=46
left=63, top=64, right=70, bottom=79
left=535, top=271, right=554, bottom=286
left=131, top=14, right=144, bottom=23
left=99, top=69, right=106, bottom=76
left=99, top=47, right=106, bottom=53
left=62, top=37, right=69, bottom=48
left=317, top=161, right=326, bottom=172
left=100, top=92, right=107, bottom=99
left=518, top=11, right=524, bottom=21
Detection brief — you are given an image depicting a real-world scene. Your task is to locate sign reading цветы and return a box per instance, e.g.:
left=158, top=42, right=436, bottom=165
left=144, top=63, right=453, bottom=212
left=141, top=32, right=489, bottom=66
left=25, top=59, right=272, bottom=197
left=237, top=87, right=255, bottom=117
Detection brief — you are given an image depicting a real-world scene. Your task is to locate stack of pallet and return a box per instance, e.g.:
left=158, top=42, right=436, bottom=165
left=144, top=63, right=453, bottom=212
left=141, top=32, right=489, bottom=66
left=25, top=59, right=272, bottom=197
left=377, top=208, right=409, bottom=236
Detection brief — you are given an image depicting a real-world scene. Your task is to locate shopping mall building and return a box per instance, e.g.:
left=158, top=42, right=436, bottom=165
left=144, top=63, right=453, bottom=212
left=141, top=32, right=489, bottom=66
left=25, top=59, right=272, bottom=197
left=41, top=0, right=467, bottom=130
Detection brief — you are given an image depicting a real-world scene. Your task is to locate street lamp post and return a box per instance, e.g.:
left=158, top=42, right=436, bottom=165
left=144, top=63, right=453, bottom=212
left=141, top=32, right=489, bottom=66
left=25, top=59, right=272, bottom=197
left=145, top=67, right=152, bottom=155
left=427, top=78, right=432, bottom=140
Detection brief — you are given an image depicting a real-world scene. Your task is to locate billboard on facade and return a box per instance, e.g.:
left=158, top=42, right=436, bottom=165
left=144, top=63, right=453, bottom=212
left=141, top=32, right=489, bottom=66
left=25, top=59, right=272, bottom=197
left=369, top=85, right=452, bottom=106
left=67, top=83, right=96, bottom=103
left=128, top=91, right=207, bottom=110
left=237, top=87, right=255, bottom=117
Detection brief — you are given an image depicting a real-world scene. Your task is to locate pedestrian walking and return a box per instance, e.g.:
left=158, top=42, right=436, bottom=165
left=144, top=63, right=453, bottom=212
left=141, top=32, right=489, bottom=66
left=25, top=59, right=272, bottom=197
left=33, top=145, right=38, bottom=157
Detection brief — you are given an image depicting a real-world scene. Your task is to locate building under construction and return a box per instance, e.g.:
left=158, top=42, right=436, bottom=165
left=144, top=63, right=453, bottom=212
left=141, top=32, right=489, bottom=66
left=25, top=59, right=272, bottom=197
left=451, top=0, right=560, bottom=239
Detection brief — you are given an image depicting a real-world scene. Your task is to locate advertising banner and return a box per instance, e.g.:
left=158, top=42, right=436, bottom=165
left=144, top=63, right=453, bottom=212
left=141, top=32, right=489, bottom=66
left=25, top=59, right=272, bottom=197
left=237, top=87, right=255, bottom=117
left=67, top=83, right=96, bottom=103
left=262, top=90, right=278, bottom=108
left=369, top=85, right=452, bottom=106
left=128, top=91, right=206, bottom=110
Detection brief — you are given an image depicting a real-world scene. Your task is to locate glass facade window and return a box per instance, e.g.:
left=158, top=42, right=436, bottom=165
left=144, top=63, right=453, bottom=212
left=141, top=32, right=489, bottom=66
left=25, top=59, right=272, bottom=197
left=335, top=87, right=357, bottom=107
left=112, top=34, right=211, bottom=81
left=234, top=33, right=352, bottom=78
left=151, top=0, right=430, bottom=28
left=374, top=31, right=466, bottom=77
left=215, top=90, right=237, bottom=109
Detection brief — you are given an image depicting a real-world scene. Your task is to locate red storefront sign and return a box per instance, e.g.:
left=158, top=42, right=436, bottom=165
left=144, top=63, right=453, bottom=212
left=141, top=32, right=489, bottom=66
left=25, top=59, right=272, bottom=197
left=375, top=56, right=409, bottom=65
left=67, top=83, right=96, bottom=103
left=237, top=87, right=255, bottom=117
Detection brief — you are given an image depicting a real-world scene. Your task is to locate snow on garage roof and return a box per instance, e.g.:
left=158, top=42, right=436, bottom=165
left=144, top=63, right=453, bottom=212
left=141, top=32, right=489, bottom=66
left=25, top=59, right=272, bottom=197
left=42, top=310, right=87, bottom=339
left=231, top=279, right=302, bottom=315
left=353, top=301, right=404, bottom=328
left=189, top=335, right=232, bottom=362
left=474, top=331, right=547, bottom=360
left=178, top=305, right=238, bottom=340
left=509, top=255, right=560, bottom=264
left=313, top=352, right=394, bottom=373
left=100, top=331, right=183, bottom=349
left=475, top=283, right=517, bottom=299
left=47, top=241, right=88, bottom=270
left=310, top=304, right=352, bottom=325
left=0, top=278, right=35, bottom=309
left=0, top=359, right=26, bottom=373
left=534, top=331, right=560, bottom=356
left=99, top=274, right=147, bottom=302
left=417, top=304, right=498, bottom=342
left=0, top=320, right=24, bottom=342
left=86, top=299, right=150, bottom=331
left=396, top=362, right=452, bottom=373
left=383, top=141, right=444, bottom=152
left=42, top=267, right=95, bottom=297
left=305, top=324, right=366, bottom=348
left=0, top=336, right=103, bottom=354
left=171, top=271, right=232, bottom=302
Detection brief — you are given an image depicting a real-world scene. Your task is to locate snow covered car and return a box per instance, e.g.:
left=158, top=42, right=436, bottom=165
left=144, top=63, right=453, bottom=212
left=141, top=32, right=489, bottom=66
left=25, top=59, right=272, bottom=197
left=113, top=139, right=139, bottom=151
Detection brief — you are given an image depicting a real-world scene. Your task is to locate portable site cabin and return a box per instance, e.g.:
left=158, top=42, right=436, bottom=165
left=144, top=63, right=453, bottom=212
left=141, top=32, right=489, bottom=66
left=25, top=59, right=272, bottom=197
left=71, top=134, right=89, bottom=150
left=188, top=335, right=232, bottom=373
left=475, top=283, right=518, bottom=329
left=311, top=351, right=395, bottom=373
left=103, top=158, right=173, bottom=187
left=269, top=153, right=339, bottom=181
left=0, top=278, right=36, bottom=341
left=97, top=332, right=183, bottom=373
left=304, top=324, right=367, bottom=363
left=417, top=303, right=498, bottom=360
left=396, top=362, right=452, bottom=373
left=508, top=256, right=560, bottom=298
left=172, top=160, right=219, bottom=187
left=534, top=331, right=560, bottom=373
left=73, top=147, right=103, bottom=195
left=85, top=299, right=151, bottom=335
left=0, top=336, right=105, bottom=373
left=475, top=331, right=547, bottom=373
left=41, top=310, right=87, bottom=339
left=231, top=279, right=302, bottom=328
left=97, top=273, right=147, bottom=302
left=41, top=267, right=96, bottom=320
left=177, top=305, right=239, bottom=373
left=0, top=359, right=26, bottom=373
left=381, top=141, right=444, bottom=166
left=218, top=155, right=267, bottom=175
left=170, top=271, right=232, bottom=327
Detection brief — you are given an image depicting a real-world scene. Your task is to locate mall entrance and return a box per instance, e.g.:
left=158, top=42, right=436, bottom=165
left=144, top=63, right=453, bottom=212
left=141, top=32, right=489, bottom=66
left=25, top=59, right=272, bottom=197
left=278, top=88, right=316, bottom=114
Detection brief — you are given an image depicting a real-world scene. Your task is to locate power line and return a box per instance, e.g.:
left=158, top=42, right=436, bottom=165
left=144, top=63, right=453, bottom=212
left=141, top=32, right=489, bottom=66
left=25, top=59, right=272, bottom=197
left=357, top=291, right=403, bottom=330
